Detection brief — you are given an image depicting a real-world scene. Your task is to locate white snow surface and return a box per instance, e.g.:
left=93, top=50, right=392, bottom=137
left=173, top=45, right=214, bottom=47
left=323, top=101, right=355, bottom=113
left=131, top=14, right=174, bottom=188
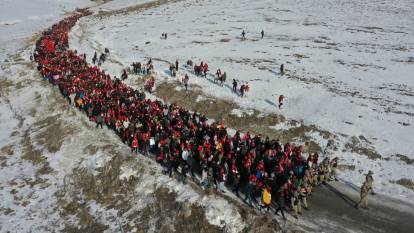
left=0, top=0, right=94, bottom=61
left=92, top=0, right=154, bottom=11
left=69, top=0, right=414, bottom=202
left=1, top=0, right=414, bottom=231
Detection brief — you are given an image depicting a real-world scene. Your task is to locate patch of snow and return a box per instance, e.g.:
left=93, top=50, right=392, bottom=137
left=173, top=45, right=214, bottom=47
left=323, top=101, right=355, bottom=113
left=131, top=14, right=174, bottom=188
left=79, top=152, right=112, bottom=176
left=230, top=109, right=244, bottom=117
left=195, top=95, right=206, bottom=102
left=119, top=164, right=138, bottom=180
left=231, top=108, right=254, bottom=117
left=270, top=121, right=294, bottom=131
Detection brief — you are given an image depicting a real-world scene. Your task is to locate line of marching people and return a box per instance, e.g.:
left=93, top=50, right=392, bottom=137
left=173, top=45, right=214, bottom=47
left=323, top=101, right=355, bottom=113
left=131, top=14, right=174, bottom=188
left=34, top=11, right=341, bottom=221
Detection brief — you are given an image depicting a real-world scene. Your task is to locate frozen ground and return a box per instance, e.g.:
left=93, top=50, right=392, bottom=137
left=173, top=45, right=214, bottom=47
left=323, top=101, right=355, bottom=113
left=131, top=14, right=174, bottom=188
left=69, top=0, right=414, bottom=203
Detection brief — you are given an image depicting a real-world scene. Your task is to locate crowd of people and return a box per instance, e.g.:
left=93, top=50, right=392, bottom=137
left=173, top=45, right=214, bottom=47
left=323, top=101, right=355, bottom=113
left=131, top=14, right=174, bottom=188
left=34, top=11, right=344, bottom=220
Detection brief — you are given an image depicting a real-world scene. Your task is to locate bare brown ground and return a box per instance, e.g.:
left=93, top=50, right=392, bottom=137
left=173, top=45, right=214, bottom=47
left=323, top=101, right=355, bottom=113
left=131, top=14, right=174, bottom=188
left=21, top=130, right=45, bottom=165
left=393, top=178, right=414, bottom=191
left=0, top=79, right=14, bottom=97
left=0, top=145, right=13, bottom=167
left=344, top=136, right=382, bottom=160
left=61, top=195, right=108, bottom=233
left=394, top=154, right=414, bottom=165
left=19, top=126, right=53, bottom=190
left=34, top=115, right=76, bottom=153
left=59, top=151, right=234, bottom=233
left=337, top=164, right=356, bottom=171
left=126, top=187, right=223, bottom=233
left=0, top=145, right=14, bottom=156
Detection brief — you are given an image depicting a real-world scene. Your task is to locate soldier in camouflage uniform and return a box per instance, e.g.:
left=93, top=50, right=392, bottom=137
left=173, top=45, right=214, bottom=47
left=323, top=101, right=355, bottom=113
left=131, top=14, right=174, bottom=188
left=310, top=166, right=319, bottom=187
left=298, top=186, right=309, bottom=210
left=302, top=170, right=313, bottom=195
left=291, top=188, right=302, bottom=218
left=365, top=170, right=375, bottom=194
left=357, top=171, right=374, bottom=209
left=317, top=162, right=328, bottom=185
left=329, top=157, right=339, bottom=181
left=357, top=181, right=371, bottom=209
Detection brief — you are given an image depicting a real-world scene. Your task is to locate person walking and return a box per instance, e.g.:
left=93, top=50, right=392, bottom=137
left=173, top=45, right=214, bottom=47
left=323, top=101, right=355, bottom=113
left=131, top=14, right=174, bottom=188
left=291, top=188, right=302, bottom=219
left=131, top=133, right=138, bottom=154
left=274, top=184, right=287, bottom=220
left=261, top=186, right=272, bottom=212
left=182, top=74, right=189, bottom=91
left=240, top=83, right=245, bottom=97
left=261, top=30, right=264, bottom=39
left=96, top=113, right=104, bottom=129
left=244, top=174, right=257, bottom=206
left=278, top=95, right=285, bottom=109
left=357, top=181, right=371, bottom=209
left=329, top=157, right=339, bottom=181
left=241, top=30, right=246, bottom=39
left=92, top=51, right=97, bottom=64
left=179, top=159, right=189, bottom=184
left=232, top=79, right=238, bottom=93
left=365, top=170, right=375, bottom=194
left=356, top=170, right=375, bottom=209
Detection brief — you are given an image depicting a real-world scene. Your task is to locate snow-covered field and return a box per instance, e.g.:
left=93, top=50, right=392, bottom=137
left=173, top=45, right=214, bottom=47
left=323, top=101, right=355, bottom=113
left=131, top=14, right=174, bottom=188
left=0, top=0, right=94, bottom=62
left=1, top=0, right=414, bottom=232
left=69, top=0, right=414, bottom=202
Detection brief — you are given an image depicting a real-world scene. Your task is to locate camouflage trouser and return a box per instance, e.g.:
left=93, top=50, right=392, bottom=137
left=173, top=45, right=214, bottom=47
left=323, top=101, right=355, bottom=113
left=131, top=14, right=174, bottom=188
left=318, top=173, right=326, bottom=184
left=359, top=193, right=369, bottom=208
left=301, top=197, right=308, bottom=209
left=292, top=200, right=302, bottom=217
left=312, top=175, right=319, bottom=186
left=304, top=183, right=312, bottom=194
left=324, top=172, right=329, bottom=182
left=330, top=167, right=337, bottom=180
